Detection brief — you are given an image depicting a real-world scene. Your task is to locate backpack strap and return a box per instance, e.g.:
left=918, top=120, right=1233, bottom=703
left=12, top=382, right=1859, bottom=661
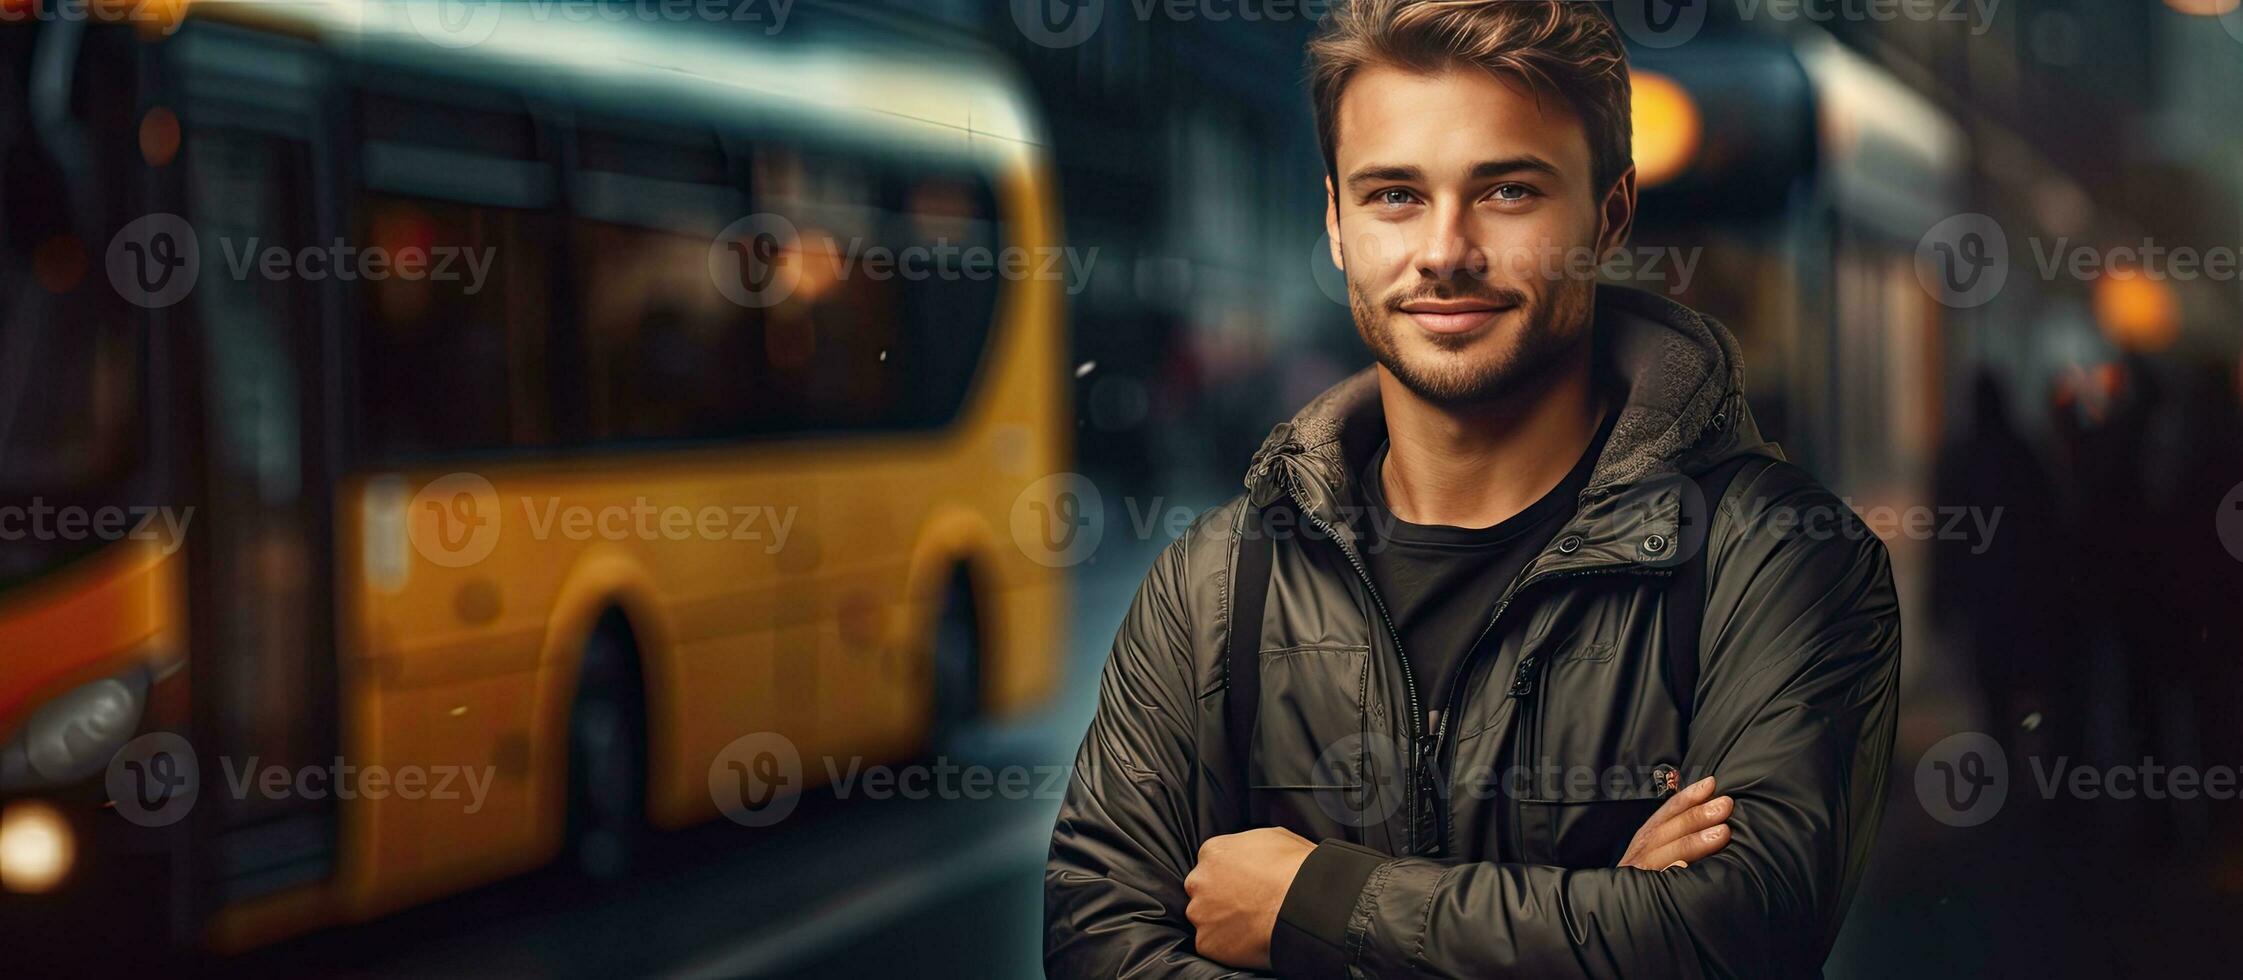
left=1224, top=505, right=1274, bottom=826
left=1663, top=455, right=1769, bottom=728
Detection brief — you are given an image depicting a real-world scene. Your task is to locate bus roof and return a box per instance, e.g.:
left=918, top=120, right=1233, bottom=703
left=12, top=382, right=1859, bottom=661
left=179, top=0, right=1050, bottom=175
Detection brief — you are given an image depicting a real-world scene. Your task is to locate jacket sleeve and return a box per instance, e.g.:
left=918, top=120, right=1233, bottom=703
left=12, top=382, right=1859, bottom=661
left=1045, top=527, right=1261, bottom=978
left=1327, top=466, right=1904, bottom=978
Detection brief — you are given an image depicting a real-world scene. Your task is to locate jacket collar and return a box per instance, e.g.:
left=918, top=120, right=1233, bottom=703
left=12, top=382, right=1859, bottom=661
left=1243, top=285, right=1779, bottom=573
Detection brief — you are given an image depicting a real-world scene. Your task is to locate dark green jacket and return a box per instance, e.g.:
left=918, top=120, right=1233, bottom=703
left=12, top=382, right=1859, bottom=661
left=1045, top=286, right=1902, bottom=978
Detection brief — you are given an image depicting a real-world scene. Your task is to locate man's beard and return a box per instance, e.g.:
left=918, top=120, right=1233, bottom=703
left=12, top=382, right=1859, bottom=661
left=1349, top=271, right=1596, bottom=408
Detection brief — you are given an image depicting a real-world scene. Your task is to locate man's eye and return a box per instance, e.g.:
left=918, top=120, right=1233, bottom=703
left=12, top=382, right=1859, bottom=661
left=1376, top=188, right=1418, bottom=208
left=1491, top=183, right=1536, bottom=202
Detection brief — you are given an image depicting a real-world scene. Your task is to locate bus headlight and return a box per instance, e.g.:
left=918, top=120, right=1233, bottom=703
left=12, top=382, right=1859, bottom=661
left=0, top=669, right=149, bottom=794
left=0, top=800, right=76, bottom=893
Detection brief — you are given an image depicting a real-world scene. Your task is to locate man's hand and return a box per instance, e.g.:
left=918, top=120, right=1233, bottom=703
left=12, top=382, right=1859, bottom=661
left=1619, top=775, right=1734, bottom=871
left=1184, top=826, right=1314, bottom=969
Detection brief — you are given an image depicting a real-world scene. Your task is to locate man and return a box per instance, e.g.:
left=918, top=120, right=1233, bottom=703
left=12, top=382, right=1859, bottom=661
left=1045, top=2, right=1901, bottom=977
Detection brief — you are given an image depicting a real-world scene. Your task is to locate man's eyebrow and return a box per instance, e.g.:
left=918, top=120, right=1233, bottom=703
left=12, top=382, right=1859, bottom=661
left=1470, top=156, right=1561, bottom=180
left=1344, top=156, right=1563, bottom=190
left=1344, top=164, right=1424, bottom=189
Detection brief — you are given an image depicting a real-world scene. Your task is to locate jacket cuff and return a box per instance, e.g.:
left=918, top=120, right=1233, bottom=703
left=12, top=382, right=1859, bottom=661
left=1271, top=840, right=1387, bottom=979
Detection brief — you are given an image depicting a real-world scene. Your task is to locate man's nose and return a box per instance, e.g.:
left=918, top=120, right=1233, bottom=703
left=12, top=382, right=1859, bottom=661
left=1414, top=201, right=1488, bottom=282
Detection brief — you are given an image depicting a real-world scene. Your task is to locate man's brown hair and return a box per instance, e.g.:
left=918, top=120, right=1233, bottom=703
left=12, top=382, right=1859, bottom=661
left=1307, top=0, right=1633, bottom=196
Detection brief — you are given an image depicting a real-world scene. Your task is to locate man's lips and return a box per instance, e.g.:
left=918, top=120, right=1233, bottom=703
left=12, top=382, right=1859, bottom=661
left=1398, top=300, right=1514, bottom=334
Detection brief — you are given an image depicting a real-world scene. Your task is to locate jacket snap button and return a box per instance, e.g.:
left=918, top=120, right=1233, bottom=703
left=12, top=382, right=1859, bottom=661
left=1643, top=533, right=1668, bottom=554
left=1557, top=535, right=1582, bottom=554
left=1653, top=763, right=1680, bottom=794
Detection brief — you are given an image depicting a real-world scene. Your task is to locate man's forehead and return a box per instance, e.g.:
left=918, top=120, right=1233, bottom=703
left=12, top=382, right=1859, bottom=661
left=1333, top=64, right=1591, bottom=177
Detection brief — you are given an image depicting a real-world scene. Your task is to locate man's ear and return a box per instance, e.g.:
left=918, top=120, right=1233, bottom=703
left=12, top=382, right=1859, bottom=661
left=1597, top=164, right=1639, bottom=261
left=1325, top=176, right=1344, bottom=271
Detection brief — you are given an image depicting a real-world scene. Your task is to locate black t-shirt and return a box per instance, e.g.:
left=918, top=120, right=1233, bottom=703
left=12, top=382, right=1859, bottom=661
left=1356, top=410, right=1616, bottom=730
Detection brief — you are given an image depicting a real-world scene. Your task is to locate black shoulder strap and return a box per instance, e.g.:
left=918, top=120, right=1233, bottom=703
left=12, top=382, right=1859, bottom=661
left=1664, top=455, right=1767, bottom=728
left=1224, top=505, right=1274, bottom=825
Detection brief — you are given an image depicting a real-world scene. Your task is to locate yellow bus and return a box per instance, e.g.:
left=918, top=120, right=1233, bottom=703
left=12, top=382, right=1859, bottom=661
left=0, top=0, right=1068, bottom=958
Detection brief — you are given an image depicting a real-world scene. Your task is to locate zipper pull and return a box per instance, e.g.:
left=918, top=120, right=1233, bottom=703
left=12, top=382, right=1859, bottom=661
left=1508, top=655, right=1539, bottom=698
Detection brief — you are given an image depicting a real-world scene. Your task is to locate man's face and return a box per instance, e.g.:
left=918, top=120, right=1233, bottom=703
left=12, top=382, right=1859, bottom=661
left=1326, top=65, right=1632, bottom=407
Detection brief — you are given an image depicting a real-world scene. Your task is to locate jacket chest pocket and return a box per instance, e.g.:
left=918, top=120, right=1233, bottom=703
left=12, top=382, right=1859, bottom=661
left=1508, top=637, right=1684, bottom=868
left=1250, top=646, right=1404, bottom=841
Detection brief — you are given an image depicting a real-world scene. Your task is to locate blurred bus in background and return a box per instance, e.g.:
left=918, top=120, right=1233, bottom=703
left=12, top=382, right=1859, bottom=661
left=0, top=0, right=1067, bottom=960
left=1623, top=29, right=1968, bottom=634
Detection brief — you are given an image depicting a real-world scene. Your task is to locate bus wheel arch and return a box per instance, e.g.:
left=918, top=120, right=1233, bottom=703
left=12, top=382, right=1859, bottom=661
left=928, top=559, right=990, bottom=751
left=562, top=607, right=651, bottom=879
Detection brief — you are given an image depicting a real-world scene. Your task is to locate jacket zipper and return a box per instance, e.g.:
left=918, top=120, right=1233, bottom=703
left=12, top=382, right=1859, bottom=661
left=1281, top=477, right=1439, bottom=854
left=1433, top=564, right=1671, bottom=856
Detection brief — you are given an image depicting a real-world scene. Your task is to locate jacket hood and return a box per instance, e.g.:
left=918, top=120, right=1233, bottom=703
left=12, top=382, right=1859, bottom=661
left=1244, top=284, right=1777, bottom=518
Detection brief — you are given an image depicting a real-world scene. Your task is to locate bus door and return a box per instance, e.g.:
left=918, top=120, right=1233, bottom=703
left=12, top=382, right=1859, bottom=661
left=167, top=22, right=345, bottom=913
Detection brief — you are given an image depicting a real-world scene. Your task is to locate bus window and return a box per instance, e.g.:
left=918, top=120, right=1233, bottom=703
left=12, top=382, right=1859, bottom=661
left=752, top=145, right=903, bottom=431
left=570, top=117, right=759, bottom=444
left=354, top=196, right=557, bottom=460
left=574, top=217, right=762, bottom=443
left=891, top=172, right=1002, bottom=428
